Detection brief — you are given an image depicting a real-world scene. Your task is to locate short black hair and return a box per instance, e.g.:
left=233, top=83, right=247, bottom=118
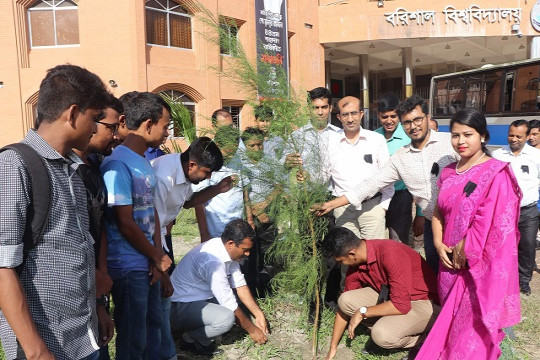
left=321, top=227, right=362, bottom=259
left=121, top=92, right=172, bottom=130
left=510, top=119, right=530, bottom=135
left=35, top=64, right=110, bottom=128
left=254, top=104, right=273, bottom=120
left=377, top=93, right=400, bottom=113
left=396, top=95, right=428, bottom=120
left=241, top=127, right=265, bottom=143
left=221, top=219, right=256, bottom=245
left=214, top=125, right=240, bottom=148
left=211, top=109, right=232, bottom=127
left=308, top=87, right=332, bottom=103
left=182, top=136, right=223, bottom=171
left=108, top=95, right=124, bottom=114
left=529, top=119, right=540, bottom=130
left=430, top=119, right=439, bottom=128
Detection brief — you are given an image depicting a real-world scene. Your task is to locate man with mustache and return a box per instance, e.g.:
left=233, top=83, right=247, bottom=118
left=315, top=95, right=458, bottom=274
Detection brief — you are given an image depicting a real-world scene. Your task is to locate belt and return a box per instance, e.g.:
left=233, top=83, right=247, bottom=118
left=362, top=192, right=382, bottom=204
left=521, top=202, right=537, bottom=210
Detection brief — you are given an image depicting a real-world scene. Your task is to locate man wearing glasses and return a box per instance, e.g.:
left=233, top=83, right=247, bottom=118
left=73, top=96, right=123, bottom=358
left=315, top=95, right=458, bottom=273
left=322, top=96, right=393, bottom=241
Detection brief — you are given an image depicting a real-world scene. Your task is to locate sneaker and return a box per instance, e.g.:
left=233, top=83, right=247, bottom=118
left=178, top=336, right=224, bottom=356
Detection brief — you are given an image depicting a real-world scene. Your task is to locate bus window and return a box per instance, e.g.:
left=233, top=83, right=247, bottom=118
left=466, top=75, right=482, bottom=111
left=503, top=70, right=515, bottom=112
left=434, top=80, right=449, bottom=115
left=513, top=64, right=540, bottom=112
left=448, top=78, right=465, bottom=114
left=482, top=71, right=502, bottom=114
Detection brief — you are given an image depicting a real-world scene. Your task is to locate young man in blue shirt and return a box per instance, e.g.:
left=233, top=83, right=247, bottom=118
left=101, top=92, right=172, bottom=359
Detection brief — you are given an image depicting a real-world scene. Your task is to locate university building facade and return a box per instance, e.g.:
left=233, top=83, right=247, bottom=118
left=1, top=0, right=539, bottom=144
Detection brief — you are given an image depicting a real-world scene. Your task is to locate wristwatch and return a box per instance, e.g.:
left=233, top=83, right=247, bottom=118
left=359, top=306, right=368, bottom=319
left=96, top=294, right=109, bottom=307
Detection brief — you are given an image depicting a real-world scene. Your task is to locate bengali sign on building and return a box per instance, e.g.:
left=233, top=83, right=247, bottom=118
left=255, top=0, right=289, bottom=97
left=384, top=5, right=522, bottom=27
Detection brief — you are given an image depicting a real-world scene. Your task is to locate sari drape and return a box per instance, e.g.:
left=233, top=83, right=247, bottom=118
left=416, top=159, right=522, bottom=360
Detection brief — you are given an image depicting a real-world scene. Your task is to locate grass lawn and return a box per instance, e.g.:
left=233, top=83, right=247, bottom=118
left=2, top=210, right=539, bottom=359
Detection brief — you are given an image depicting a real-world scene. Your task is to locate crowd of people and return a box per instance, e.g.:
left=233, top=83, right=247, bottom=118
left=0, top=64, right=539, bottom=360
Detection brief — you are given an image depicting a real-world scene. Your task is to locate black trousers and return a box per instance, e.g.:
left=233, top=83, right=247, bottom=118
left=518, top=203, right=539, bottom=285
left=386, top=189, right=414, bottom=245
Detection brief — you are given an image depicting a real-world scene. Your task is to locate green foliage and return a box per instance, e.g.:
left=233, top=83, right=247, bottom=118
left=160, top=92, right=197, bottom=153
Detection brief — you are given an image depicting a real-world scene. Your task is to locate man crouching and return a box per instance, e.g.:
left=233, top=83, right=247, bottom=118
left=322, top=227, right=440, bottom=360
left=169, top=219, right=268, bottom=356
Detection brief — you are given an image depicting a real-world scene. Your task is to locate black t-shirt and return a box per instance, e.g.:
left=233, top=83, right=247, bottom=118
left=76, top=154, right=106, bottom=263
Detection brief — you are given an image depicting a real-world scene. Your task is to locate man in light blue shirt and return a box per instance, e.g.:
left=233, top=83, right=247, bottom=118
left=374, top=94, right=424, bottom=245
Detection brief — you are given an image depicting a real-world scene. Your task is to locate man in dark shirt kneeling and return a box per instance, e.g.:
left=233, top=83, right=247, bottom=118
left=322, top=228, right=440, bottom=360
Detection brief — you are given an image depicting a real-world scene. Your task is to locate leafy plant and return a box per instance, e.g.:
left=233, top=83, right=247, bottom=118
left=160, top=92, right=197, bottom=152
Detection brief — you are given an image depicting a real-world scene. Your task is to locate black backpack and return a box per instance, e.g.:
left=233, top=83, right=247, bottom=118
left=0, top=143, right=52, bottom=274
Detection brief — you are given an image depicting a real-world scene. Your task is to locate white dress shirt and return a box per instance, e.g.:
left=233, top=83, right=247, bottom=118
left=492, top=144, right=540, bottom=207
left=191, top=160, right=248, bottom=238
left=151, top=153, right=193, bottom=244
left=324, top=127, right=394, bottom=210
left=344, top=130, right=458, bottom=219
left=282, top=122, right=340, bottom=186
left=170, top=237, right=247, bottom=311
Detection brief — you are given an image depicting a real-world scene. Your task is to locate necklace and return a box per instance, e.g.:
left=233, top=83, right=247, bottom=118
left=455, top=152, right=486, bottom=175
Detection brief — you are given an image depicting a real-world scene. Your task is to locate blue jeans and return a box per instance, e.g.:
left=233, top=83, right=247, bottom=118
left=160, top=296, right=177, bottom=360
left=423, top=219, right=439, bottom=274
left=111, top=271, right=162, bottom=360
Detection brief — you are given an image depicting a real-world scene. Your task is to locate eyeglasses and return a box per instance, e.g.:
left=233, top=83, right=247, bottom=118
left=96, top=121, right=119, bottom=134
left=339, top=111, right=361, bottom=118
left=402, top=115, right=425, bottom=128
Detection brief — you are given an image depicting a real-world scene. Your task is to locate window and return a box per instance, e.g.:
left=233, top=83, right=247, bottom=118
left=28, top=0, right=79, bottom=48
left=223, top=106, right=242, bottom=128
left=465, top=75, right=482, bottom=111
left=146, top=0, right=192, bottom=49
left=482, top=71, right=502, bottom=114
left=220, top=21, right=239, bottom=56
left=159, top=90, right=195, bottom=138
left=512, top=65, right=540, bottom=112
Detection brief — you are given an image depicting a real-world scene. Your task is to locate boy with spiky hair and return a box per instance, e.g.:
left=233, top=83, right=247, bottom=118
left=101, top=91, right=173, bottom=359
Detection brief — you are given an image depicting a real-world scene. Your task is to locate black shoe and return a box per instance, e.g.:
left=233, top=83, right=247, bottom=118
left=178, top=336, right=224, bottom=356
left=520, top=283, right=531, bottom=296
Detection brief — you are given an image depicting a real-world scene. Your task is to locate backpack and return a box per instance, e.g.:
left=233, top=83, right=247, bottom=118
left=0, top=143, right=52, bottom=274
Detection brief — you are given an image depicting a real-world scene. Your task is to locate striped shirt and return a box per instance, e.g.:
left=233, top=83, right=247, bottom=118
left=344, top=130, right=458, bottom=219
left=0, top=130, right=99, bottom=359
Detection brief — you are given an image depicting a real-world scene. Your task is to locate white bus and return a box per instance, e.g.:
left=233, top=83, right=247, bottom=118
left=429, top=59, right=540, bottom=146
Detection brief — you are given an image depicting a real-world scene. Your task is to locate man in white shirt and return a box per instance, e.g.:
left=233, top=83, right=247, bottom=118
left=283, top=87, right=340, bottom=187
left=151, top=137, right=234, bottom=358
left=170, top=219, right=269, bottom=355
left=314, top=96, right=458, bottom=273
left=193, top=126, right=249, bottom=241
left=493, top=120, right=540, bottom=296
left=323, top=96, right=393, bottom=240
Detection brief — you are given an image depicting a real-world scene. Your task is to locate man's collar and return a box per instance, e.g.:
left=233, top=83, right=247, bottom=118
left=210, top=237, right=233, bottom=263
left=338, top=128, right=364, bottom=144
left=356, top=241, right=376, bottom=271
left=407, top=129, right=437, bottom=152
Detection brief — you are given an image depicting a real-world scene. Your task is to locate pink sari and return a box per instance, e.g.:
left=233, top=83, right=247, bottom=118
left=416, top=158, right=521, bottom=360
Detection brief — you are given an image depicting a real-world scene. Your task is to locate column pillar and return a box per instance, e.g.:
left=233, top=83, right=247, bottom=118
left=401, top=47, right=413, bottom=99
left=359, top=54, right=370, bottom=128
left=325, top=60, right=331, bottom=90
left=527, top=36, right=540, bottom=59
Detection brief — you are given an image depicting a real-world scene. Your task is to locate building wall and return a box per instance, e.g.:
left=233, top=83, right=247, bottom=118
left=0, top=0, right=323, bottom=145
left=319, top=0, right=536, bottom=43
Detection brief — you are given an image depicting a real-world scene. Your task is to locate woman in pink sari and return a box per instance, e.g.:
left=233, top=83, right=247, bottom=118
left=416, top=109, right=521, bottom=360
